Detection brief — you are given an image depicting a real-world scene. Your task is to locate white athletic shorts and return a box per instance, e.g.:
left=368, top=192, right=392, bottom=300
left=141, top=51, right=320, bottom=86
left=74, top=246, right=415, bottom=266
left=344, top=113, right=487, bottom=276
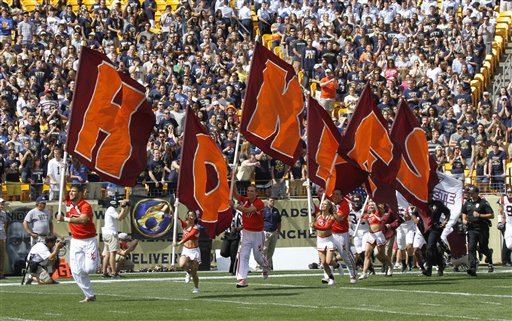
left=505, top=226, right=512, bottom=250
left=413, top=230, right=426, bottom=249
left=353, top=230, right=369, bottom=253
left=316, top=235, right=335, bottom=251
left=181, top=247, right=201, bottom=263
left=366, top=231, right=386, bottom=246
left=396, top=224, right=415, bottom=250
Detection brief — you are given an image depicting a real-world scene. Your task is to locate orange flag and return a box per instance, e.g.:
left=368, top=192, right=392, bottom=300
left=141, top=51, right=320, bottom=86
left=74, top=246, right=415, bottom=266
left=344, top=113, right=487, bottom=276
left=177, top=108, right=232, bottom=238
left=66, top=47, right=155, bottom=186
left=306, top=97, right=367, bottom=197
left=390, top=100, right=439, bottom=212
left=241, top=42, right=304, bottom=166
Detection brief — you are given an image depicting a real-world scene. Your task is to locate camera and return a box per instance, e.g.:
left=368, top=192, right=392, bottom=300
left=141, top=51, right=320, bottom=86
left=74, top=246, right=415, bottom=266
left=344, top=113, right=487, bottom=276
left=98, top=192, right=120, bottom=208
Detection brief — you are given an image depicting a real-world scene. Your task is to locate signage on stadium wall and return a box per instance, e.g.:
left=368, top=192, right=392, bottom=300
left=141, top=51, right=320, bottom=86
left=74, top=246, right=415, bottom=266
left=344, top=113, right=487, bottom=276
left=2, top=197, right=503, bottom=272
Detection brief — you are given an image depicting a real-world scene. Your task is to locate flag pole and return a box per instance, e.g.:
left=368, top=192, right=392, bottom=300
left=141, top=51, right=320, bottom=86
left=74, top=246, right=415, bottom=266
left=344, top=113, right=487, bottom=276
left=306, top=178, right=313, bottom=234
left=319, top=157, right=337, bottom=204
left=56, top=151, right=68, bottom=223
left=352, top=195, right=370, bottom=236
left=171, top=196, right=179, bottom=268
left=229, top=131, right=242, bottom=199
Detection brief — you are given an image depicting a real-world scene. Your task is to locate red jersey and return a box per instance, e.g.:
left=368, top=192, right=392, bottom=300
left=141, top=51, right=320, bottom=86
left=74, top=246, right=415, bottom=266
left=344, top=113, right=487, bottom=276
left=313, top=213, right=335, bottom=233
left=239, top=196, right=265, bottom=231
left=363, top=211, right=384, bottom=231
left=66, top=198, right=96, bottom=239
left=332, top=200, right=350, bottom=234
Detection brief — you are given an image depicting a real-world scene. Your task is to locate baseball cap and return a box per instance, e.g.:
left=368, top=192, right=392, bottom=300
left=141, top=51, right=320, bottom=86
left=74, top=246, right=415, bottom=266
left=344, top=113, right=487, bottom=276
left=501, top=96, right=508, bottom=100
left=507, top=186, right=512, bottom=193
left=118, top=233, right=130, bottom=240
left=325, top=68, right=333, bottom=73
left=0, top=198, right=4, bottom=203
left=36, top=195, right=48, bottom=203
left=483, top=91, right=489, bottom=96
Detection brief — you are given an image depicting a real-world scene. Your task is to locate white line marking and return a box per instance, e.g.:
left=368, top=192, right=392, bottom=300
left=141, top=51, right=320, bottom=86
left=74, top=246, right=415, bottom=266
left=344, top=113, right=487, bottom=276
left=0, top=317, right=42, bottom=321
left=418, top=303, right=443, bottom=307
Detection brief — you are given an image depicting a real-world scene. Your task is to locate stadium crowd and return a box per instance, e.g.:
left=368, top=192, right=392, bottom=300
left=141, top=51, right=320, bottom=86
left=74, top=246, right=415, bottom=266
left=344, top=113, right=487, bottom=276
left=0, top=0, right=508, bottom=203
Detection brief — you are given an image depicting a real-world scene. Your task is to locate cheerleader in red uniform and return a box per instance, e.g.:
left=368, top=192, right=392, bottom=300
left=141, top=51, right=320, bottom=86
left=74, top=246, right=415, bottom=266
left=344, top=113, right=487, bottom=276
left=311, top=200, right=337, bottom=285
left=178, top=210, right=201, bottom=293
left=359, top=201, right=393, bottom=279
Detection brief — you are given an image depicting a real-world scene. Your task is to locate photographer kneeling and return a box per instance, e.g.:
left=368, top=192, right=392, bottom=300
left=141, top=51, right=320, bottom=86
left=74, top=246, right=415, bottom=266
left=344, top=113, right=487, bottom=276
left=24, top=235, right=64, bottom=285
left=116, top=233, right=138, bottom=272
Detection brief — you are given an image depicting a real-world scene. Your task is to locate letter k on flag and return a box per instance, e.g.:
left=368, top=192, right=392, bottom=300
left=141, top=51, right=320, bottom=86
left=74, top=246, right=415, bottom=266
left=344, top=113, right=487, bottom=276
left=241, top=42, right=304, bottom=166
left=66, top=47, right=155, bottom=187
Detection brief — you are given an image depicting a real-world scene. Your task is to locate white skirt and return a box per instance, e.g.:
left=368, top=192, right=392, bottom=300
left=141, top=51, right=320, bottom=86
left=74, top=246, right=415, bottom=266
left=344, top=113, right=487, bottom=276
left=316, top=235, right=335, bottom=251
left=181, top=247, right=201, bottom=263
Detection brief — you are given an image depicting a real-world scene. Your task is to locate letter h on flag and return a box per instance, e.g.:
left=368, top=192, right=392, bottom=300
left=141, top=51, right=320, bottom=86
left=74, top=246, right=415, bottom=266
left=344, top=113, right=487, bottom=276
left=66, top=47, right=156, bottom=187
left=307, top=97, right=367, bottom=197
left=177, top=108, right=232, bottom=238
left=241, top=42, right=305, bottom=166
left=339, top=83, right=402, bottom=208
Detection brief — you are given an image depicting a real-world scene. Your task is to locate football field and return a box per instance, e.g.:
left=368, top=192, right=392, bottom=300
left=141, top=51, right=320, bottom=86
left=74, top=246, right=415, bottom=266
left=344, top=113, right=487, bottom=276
left=1, top=268, right=511, bottom=321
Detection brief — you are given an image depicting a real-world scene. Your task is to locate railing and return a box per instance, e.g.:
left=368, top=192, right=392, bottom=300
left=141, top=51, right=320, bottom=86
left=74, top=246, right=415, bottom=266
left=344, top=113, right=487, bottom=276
left=492, top=52, right=512, bottom=99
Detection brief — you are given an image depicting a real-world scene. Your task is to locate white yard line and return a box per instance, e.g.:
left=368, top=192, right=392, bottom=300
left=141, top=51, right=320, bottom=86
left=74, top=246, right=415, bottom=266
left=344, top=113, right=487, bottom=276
left=0, top=317, right=42, bottom=321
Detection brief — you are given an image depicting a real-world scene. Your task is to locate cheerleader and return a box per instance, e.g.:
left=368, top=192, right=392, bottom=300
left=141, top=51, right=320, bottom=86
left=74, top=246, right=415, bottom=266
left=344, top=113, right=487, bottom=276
left=178, top=210, right=201, bottom=293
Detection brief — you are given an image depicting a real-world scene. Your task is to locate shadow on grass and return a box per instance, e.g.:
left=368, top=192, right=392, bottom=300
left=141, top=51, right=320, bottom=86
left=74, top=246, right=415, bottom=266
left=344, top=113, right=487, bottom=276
left=252, top=286, right=325, bottom=291
left=194, top=292, right=300, bottom=299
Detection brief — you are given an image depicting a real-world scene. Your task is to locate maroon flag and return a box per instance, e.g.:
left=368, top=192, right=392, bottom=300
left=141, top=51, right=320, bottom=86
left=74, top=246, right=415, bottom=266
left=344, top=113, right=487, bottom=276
left=66, top=47, right=155, bottom=187
left=307, top=97, right=367, bottom=196
left=177, top=108, right=232, bottom=238
left=339, top=83, right=402, bottom=209
left=390, top=100, right=440, bottom=212
left=241, top=42, right=304, bottom=166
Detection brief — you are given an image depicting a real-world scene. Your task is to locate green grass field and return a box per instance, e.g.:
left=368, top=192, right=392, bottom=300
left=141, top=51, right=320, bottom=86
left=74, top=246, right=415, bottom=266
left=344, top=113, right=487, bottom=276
left=1, top=268, right=511, bottom=321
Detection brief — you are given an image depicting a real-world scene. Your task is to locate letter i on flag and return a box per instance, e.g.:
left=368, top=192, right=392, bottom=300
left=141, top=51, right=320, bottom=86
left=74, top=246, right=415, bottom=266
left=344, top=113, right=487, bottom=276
left=241, top=41, right=305, bottom=166
left=339, top=83, right=402, bottom=209
left=66, top=47, right=156, bottom=187
left=177, top=108, right=232, bottom=238
left=306, top=97, right=367, bottom=197
left=390, top=100, right=439, bottom=212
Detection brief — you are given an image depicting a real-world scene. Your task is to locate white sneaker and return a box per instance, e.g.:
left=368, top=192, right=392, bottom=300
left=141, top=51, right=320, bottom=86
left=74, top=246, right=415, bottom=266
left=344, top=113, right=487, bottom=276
left=327, top=278, right=336, bottom=285
left=192, top=287, right=200, bottom=294
left=23, top=274, right=32, bottom=285
left=350, top=277, right=358, bottom=284
left=387, top=267, right=393, bottom=276
left=185, top=272, right=191, bottom=283
left=358, top=273, right=368, bottom=280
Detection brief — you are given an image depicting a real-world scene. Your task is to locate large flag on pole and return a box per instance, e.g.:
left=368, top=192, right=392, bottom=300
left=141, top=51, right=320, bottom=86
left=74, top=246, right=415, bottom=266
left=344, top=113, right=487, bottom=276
left=339, top=83, right=401, bottom=208
left=306, top=97, right=367, bottom=196
left=66, top=47, right=155, bottom=187
left=390, top=100, right=439, bottom=212
left=177, top=108, right=232, bottom=238
left=240, top=41, right=304, bottom=166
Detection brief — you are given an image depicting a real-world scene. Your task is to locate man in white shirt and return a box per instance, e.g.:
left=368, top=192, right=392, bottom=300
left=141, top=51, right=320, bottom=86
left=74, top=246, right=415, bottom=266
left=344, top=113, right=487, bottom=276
left=101, top=197, right=129, bottom=278
left=24, top=235, right=64, bottom=285
left=23, top=195, right=53, bottom=246
left=46, top=148, right=65, bottom=201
